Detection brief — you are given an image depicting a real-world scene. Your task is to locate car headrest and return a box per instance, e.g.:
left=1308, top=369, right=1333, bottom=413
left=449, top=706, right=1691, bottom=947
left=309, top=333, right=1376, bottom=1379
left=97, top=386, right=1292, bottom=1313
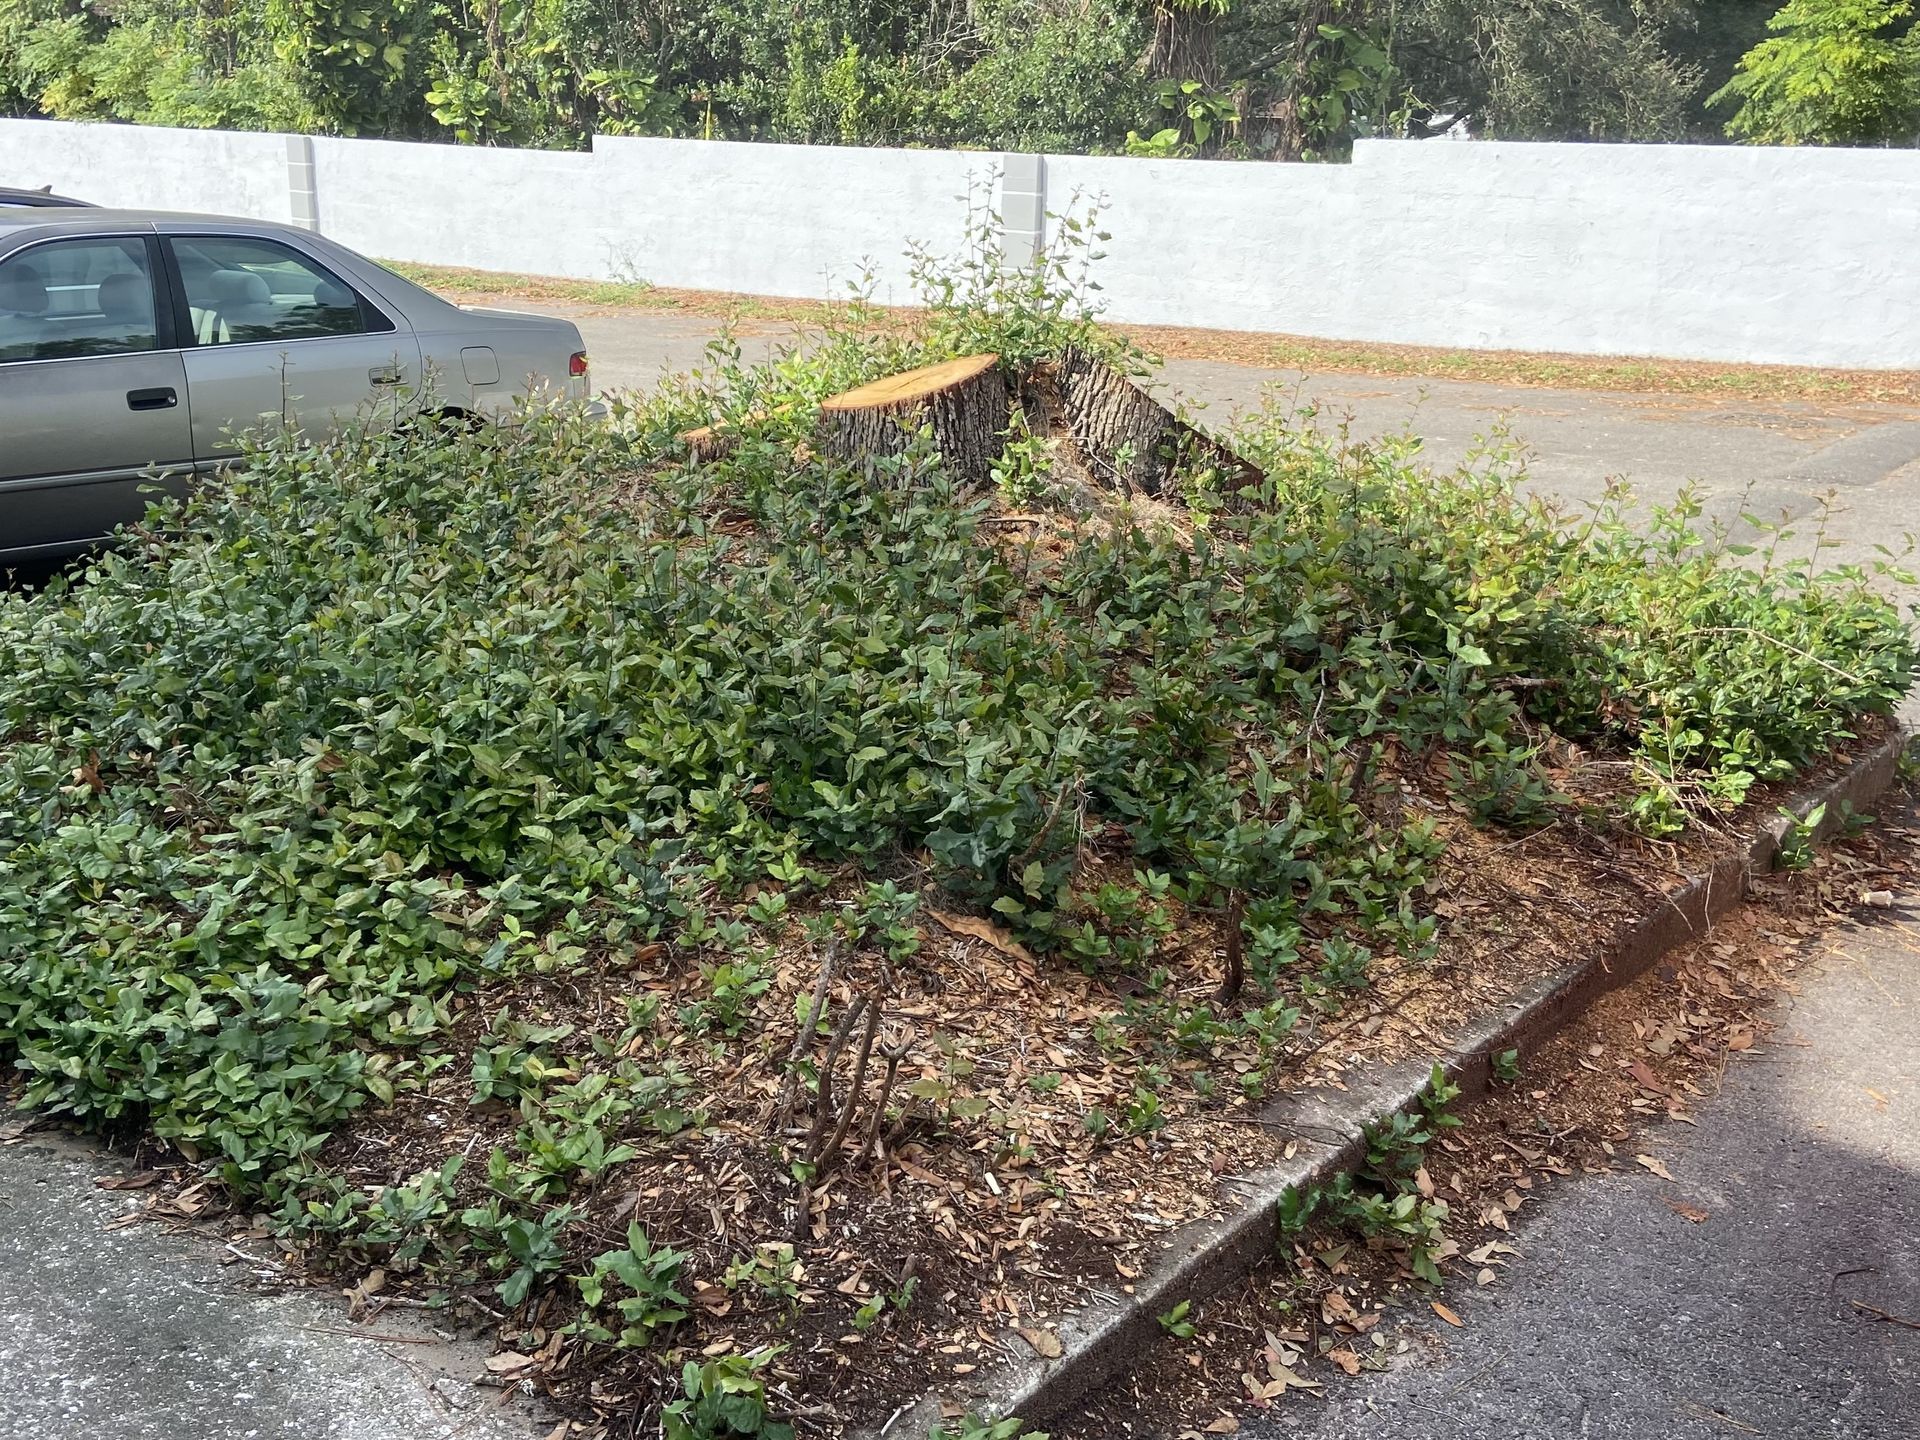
left=209, top=269, right=272, bottom=306
left=311, top=278, right=355, bottom=310
left=0, top=261, right=48, bottom=315
left=98, top=271, right=152, bottom=325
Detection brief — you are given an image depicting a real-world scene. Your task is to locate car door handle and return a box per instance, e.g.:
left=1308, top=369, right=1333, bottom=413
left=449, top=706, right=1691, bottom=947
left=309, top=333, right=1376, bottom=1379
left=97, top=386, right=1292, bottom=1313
left=368, top=366, right=403, bottom=386
left=127, top=387, right=178, bottom=412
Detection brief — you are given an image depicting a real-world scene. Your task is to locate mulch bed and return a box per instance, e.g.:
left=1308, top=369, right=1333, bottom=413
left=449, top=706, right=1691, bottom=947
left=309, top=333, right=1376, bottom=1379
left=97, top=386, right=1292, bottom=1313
left=1053, top=776, right=1920, bottom=1440
left=20, top=724, right=1892, bottom=1437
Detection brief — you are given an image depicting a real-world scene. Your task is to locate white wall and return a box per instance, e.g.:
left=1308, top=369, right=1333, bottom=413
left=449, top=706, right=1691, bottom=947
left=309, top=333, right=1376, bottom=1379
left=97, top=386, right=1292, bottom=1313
left=3, top=117, right=1917, bottom=369
left=0, top=119, right=295, bottom=226
left=312, top=134, right=986, bottom=306
left=1047, top=141, right=1920, bottom=369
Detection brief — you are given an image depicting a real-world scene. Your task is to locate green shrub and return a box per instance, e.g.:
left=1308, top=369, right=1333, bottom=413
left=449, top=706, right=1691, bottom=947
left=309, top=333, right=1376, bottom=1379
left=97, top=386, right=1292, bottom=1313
left=0, top=251, right=1909, bottom=1365
left=663, top=1349, right=794, bottom=1440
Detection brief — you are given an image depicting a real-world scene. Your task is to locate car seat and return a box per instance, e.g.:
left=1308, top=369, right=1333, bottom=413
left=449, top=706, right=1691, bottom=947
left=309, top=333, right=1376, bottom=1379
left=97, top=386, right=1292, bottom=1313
left=0, top=259, right=47, bottom=315
left=208, top=268, right=277, bottom=337
left=96, top=271, right=154, bottom=333
left=0, top=260, right=48, bottom=358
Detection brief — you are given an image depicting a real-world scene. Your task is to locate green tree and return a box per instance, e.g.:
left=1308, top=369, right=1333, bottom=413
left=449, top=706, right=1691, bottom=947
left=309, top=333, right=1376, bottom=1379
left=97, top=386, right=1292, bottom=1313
left=1710, top=0, right=1920, bottom=143
left=1396, top=0, right=1703, bottom=140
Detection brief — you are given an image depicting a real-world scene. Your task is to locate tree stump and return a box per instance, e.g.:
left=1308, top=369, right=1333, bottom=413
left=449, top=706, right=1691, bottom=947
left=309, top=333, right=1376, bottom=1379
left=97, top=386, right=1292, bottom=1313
left=678, top=421, right=735, bottom=463
left=1055, top=346, right=1265, bottom=507
left=678, top=403, right=798, bottom=464
left=817, top=354, right=1008, bottom=487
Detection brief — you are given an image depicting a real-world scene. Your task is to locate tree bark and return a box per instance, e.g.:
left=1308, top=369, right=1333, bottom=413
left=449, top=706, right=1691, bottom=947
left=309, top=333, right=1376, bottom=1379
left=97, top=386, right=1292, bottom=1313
left=1053, top=346, right=1265, bottom=506
left=1147, top=4, right=1222, bottom=87
left=817, top=354, right=1008, bottom=488
left=1276, top=0, right=1346, bottom=161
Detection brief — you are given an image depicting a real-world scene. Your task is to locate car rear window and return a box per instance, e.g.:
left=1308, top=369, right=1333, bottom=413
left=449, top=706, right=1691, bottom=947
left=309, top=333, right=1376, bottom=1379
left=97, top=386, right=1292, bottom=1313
left=168, top=235, right=374, bottom=346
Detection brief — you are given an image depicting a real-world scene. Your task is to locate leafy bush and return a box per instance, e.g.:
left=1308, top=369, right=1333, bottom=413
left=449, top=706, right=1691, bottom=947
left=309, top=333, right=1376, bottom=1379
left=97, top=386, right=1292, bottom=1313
left=663, top=1349, right=794, bottom=1440
left=574, top=1223, right=691, bottom=1345
left=0, top=232, right=1910, bottom=1384
left=1276, top=1065, right=1460, bottom=1283
left=1711, top=0, right=1920, bottom=145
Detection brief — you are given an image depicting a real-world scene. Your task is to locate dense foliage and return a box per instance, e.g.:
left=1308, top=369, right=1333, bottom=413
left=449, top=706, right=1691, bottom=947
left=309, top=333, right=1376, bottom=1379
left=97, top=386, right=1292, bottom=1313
left=2, top=278, right=1912, bottom=1169
left=0, top=243, right=1911, bottom=1412
left=4, top=0, right=1868, bottom=154
left=1711, top=0, right=1920, bottom=143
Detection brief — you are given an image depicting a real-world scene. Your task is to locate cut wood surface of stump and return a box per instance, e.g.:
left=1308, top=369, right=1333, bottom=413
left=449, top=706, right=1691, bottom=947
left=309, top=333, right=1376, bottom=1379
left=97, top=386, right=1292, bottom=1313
left=818, top=353, right=1008, bottom=487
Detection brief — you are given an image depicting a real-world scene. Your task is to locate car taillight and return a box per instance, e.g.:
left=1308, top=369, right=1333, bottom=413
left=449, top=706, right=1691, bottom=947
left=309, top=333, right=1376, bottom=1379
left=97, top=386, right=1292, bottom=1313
left=568, top=351, right=589, bottom=377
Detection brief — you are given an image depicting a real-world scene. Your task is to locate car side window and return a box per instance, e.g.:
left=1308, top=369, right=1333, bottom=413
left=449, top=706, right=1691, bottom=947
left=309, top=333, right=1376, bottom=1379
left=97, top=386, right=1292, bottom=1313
left=0, top=238, right=157, bottom=364
left=168, top=236, right=375, bottom=347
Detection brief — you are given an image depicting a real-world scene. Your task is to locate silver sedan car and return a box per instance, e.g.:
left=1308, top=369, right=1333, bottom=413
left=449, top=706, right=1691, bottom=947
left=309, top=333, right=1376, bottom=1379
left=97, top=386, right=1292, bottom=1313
left=1, top=207, right=598, bottom=562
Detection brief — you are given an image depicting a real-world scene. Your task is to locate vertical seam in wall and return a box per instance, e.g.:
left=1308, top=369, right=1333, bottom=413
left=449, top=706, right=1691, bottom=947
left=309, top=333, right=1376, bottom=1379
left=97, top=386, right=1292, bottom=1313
left=999, top=153, right=1047, bottom=268
left=285, top=133, right=319, bottom=231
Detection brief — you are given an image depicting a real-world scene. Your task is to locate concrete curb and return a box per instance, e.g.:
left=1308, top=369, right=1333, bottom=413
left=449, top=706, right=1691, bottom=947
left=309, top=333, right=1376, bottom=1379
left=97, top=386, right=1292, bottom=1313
left=869, top=727, right=1909, bottom=1437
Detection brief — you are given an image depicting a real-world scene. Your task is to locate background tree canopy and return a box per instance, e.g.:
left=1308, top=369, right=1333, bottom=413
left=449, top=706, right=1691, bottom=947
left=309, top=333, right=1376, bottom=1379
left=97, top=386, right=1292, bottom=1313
left=0, top=0, right=1911, bottom=154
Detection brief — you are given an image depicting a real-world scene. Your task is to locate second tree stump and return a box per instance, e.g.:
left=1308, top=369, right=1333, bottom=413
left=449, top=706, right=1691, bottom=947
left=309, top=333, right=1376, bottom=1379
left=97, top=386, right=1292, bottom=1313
left=818, top=353, right=1008, bottom=486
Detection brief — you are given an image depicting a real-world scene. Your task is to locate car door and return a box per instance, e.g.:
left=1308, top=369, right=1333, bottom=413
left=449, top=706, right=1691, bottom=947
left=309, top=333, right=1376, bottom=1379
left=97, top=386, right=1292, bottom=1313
left=0, top=233, right=193, bottom=558
left=160, top=231, right=422, bottom=462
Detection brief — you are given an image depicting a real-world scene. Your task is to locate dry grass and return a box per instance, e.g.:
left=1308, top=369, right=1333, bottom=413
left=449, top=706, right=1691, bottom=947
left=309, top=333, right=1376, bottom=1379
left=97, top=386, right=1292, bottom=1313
left=386, top=258, right=1920, bottom=408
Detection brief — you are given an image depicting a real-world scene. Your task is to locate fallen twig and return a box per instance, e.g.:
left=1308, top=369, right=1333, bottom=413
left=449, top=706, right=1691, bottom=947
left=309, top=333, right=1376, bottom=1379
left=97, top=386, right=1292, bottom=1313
left=1849, top=1299, right=1920, bottom=1331
left=299, top=1325, right=439, bottom=1345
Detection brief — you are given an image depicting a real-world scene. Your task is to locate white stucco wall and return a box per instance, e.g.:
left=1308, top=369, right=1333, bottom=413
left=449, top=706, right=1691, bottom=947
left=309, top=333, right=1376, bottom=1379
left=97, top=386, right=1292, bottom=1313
left=312, top=133, right=986, bottom=305
left=1046, top=140, right=1920, bottom=369
left=2, top=117, right=1917, bottom=368
left=0, top=118, right=295, bottom=225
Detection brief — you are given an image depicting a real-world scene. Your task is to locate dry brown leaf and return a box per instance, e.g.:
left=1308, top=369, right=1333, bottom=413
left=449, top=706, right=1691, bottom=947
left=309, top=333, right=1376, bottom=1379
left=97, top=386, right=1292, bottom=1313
left=1634, top=1154, right=1676, bottom=1181
left=94, top=1173, right=159, bottom=1192
left=1626, top=1060, right=1669, bottom=1095
left=1204, top=1416, right=1240, bottom=1434
left=484, top=1350, right=536, bottom=1376
left=1016, top=1326, right=1063, bottom=1359
left=928, top=909, right=1037, bottom=965
left=1326, top=1347, right=1363, bottom=1376
left=1266, top=1363, right=1321, bottom=1394
left=1663, top=1196, right=1710, bottom=1224
left=1431, top=1301, right=1465, bottom=1328
left=343, top=1267, right=386, bottom=1321
left=1320, top=1289, right=1359, bottom=1326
